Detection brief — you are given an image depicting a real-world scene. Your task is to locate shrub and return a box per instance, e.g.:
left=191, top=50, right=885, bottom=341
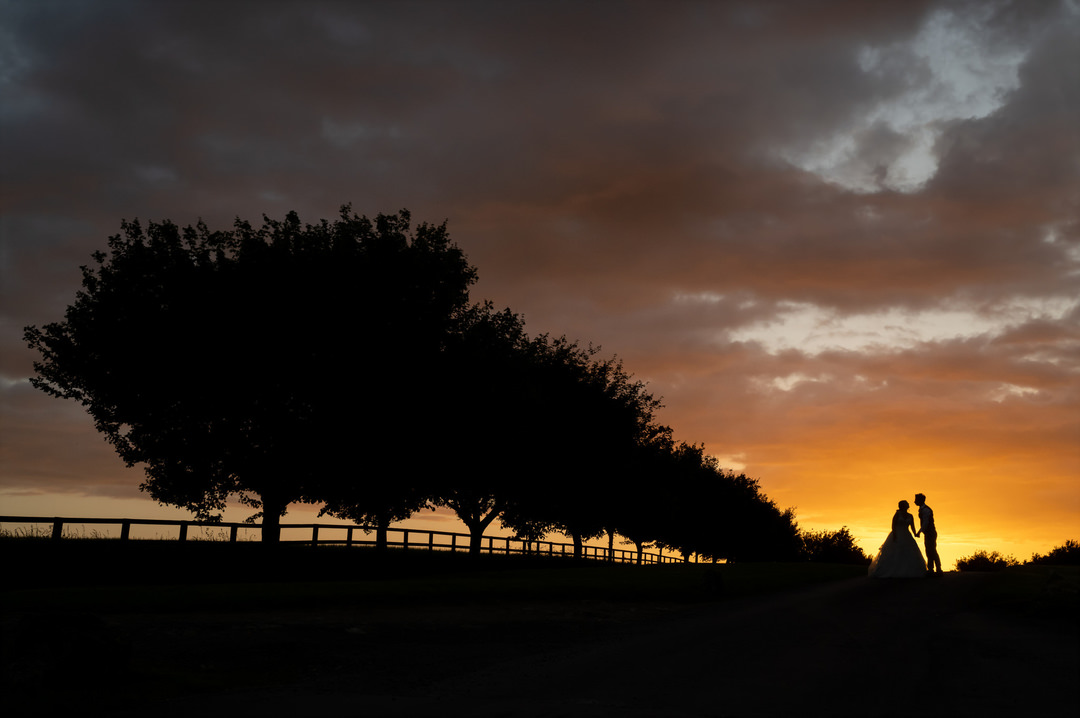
left=800, top=526, right=871, bottom=565
left=955, top=549, right=1019, bottom=571
left=1029, top=539, right=1080, bottom=566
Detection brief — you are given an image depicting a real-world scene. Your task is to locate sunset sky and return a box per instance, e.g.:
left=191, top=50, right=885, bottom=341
left=1, top=0, right=1077, bottom=568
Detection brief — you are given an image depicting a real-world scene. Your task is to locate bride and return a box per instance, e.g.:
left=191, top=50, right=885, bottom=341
left=868, top=500, right=926, bottom=578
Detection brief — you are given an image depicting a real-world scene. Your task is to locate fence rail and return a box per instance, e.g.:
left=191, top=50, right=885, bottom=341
left=0, top=515, right=682, bottom=564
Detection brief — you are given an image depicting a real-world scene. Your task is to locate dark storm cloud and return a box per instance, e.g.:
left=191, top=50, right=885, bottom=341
left=1, top=0, right=1077, bottom=559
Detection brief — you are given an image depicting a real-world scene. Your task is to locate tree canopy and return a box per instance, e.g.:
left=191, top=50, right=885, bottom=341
left=496, top=334, right=668, bottom=557
left=799, top=527, right=871, bottom=565
left=25, top=207, right=475, bottom=541
left=423, top=304, right=670, bottom=558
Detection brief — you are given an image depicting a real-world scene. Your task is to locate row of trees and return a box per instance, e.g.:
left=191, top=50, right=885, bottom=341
left=1029, top=539, right=1080, bottom=566
left=25, top=206, right=841, bottom=562
left=956, top=540, right=1080, bottom=571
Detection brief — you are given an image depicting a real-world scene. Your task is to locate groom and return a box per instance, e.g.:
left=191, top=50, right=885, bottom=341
left=914, top=493, right=943, bottom=575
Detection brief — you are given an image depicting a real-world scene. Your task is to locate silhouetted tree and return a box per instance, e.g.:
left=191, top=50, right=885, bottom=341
left=800, top=526, right=871, bottom=565
left=604, top=436, right=804, bottom=564
left=25, top=207, right=476, bottom=543
left=1029, top=539, right=1080, bottom=566
left=603, top=492, right=661, bottom=563
left=734, top=501, right=802, bottom=562
left=955, top=550, right=1020, bottom=571
left=671, top=445, right=734, bottom=562
left=500, top=335, right=667, bottom=559
left=427, top=302, right=534, bottom=555
left=614, top=438, right=696, bottom=563
left=622, top=446, right=801, bottom=566
left=511, top=523, right=550, bottom=556
left=319, top=484, right=430, bottom=553
left=420, top=306, right=668, bottom=559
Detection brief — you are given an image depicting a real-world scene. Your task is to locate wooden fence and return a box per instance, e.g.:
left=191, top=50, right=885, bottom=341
left=0, top=515, right=682, bottom=564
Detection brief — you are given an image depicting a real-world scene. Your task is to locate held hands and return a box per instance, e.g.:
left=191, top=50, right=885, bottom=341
left=915, top=530, right=921, bottom=537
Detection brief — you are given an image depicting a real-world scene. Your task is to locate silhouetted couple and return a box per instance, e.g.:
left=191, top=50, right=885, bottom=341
left=868, top=493, right=943, bottom=578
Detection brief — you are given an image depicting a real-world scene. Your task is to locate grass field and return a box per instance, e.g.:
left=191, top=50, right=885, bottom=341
left=2, top=537, right=871, bottom=613
left=4, top=537, right=1075, bottom=614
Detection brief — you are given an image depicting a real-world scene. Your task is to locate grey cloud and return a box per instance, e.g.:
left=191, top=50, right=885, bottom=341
left=3, top=0, right=1075, bottom=324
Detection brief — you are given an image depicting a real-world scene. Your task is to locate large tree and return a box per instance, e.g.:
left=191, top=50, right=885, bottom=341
left=25, top=206, right=476, bottom=542
left=611, top=436, right=692, bottom=564
left=620, top=440, right=803, bottom=564
left=426, top=301, right=534, bottom=555
left=499, top=335, right=668, bottom=559
left=425, top=309, right=667, bottom=559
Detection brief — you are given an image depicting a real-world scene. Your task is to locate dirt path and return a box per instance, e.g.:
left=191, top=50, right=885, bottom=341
left=386, top=573, right=1075, bottom=717
left=92, top=572, right=1076, bottom=717
left=6, top=570, right=1071, bottom=716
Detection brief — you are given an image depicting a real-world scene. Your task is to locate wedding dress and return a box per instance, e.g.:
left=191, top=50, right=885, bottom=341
left=868, top=509, right=926, bottom=578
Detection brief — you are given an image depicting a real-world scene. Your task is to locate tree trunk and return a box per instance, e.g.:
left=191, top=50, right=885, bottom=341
left=464, top=510, right=500, bottom=557
left=635, top=540, right=644, bottom=566
left=572, top=531, right=583, bottom=560
left=260, top=494, right=288, bottom=545
left=468, top=523, right=485, bottom=556
left=375, top=517, right=389, bottom=552
left=607, top=529, right=615, bottom=562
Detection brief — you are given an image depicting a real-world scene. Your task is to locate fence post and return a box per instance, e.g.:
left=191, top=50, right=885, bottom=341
left=178, top=522, right=188, bottom=542
left=451, top=534, right=456, bottom=552
left=429, top=532, right=435, bottom=551
left=120, top=521, right=131, bottom=541
left=312, top=525, right=319, bottom=546
left=402, top=530, right=408, bottom=550
left=51, top=519, right=63, bottom=541
left=230, top=525, right=239, bottom=542
left=506, top=537, right=511, bottom=555
left=346, top=527, right=354, bottom=547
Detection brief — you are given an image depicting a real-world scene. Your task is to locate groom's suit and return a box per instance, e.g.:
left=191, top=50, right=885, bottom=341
left=918, top=503, right=942, bottom=573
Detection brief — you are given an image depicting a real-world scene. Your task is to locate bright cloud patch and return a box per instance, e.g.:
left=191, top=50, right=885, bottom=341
left=754, top=372, right=832, bottom=393
left=783, top=7, right=1028, bottom=194
left=729, top=297, right=1078, bottom=355
left=989, top=383, right=1040, bottom=403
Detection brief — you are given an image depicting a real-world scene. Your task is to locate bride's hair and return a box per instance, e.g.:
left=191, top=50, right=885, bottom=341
left=898, top=500, right=910, bottom=510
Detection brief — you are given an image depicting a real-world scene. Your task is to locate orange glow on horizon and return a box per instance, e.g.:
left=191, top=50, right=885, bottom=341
left=2, top=472, right=1075, bottom=573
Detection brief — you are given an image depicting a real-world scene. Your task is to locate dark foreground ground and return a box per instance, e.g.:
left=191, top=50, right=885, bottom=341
left=2, top=545, right=1076, bottom=717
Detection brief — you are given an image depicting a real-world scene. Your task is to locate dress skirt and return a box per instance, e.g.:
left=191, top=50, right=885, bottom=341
left=868, top=531, right=926, bottom=578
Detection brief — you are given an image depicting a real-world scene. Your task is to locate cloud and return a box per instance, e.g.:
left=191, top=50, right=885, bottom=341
left=782, top=2, right=1036, bottom=193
